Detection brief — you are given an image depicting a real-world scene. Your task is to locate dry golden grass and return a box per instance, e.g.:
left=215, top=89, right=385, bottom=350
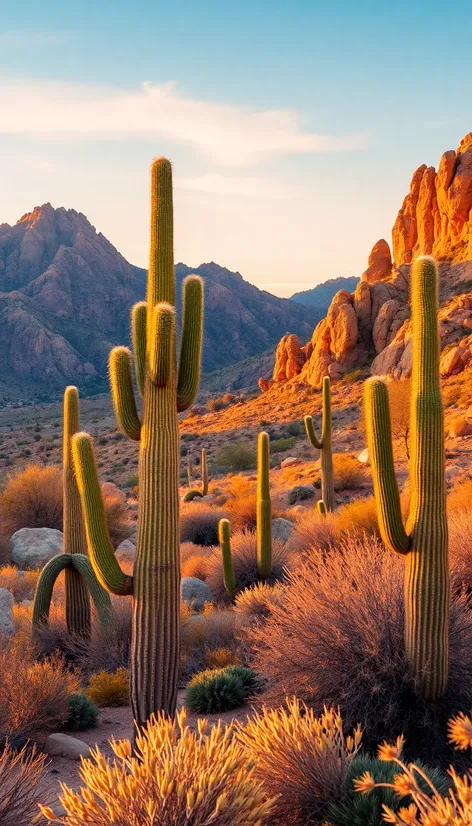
left=238, top=701, right=362, bottom=826
left=180, top=607, right=239, bottom=681
left=334, top=495, right=379, bottom=537
left=41, top=709, right=274, bottom=826
left=180, top=541, right=210, bottom=580
left=287, top=495, right=379, bottom=558
left=204, top=646, right=239, bottom=669
left=234, top=581, right=285, bottom=623
left=331, top=453, right=366, bottom=491
left=0, top=564, right=39, bottom=602
left=86, top=667, right=130, bottom=707
left=0, top=742, right=48, bottom=826
left=0, top=638, right=79, bottom=741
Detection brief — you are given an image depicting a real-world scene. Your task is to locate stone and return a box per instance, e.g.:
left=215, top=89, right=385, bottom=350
left=361, top=239, right=393, bottom=283
left=272, top=333, right=306, bottom=383
left=0, top=589, right=14, bottom=635
left=45, top=734, right=91, bottom=760
left=116, top=539, right=136, bottom=556
left=449, top=418, right=472, bottom=438
left=101, top=482, right=127, bottom=505
left=372, top=299, right=400, bottom=354
left=181, top=577, right=212, bottom=611
left=357, top=448, right=370, bottom=465
left=271, top=518, right=294, bottom=543
left=10, top=527, right=63, bottom=569
left=280, top=456, right=300, bottom=468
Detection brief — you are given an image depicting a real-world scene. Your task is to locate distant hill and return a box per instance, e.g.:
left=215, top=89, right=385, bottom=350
left=290, top=276, right=360, bottom=310
left=0, top=205, right=321, bottom=401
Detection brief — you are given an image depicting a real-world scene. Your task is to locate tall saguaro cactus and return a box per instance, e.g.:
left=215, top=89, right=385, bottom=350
left=201, top=447, right=208, bottom=496
left=256, top=431, right=272, bottom=578
left=32, top=387, right=111, bottom=637
left=72, top=158, right=204, bottom=728
left=365, top=256, right=449, bottom=701
left=305, top=376, right=335, bottom=512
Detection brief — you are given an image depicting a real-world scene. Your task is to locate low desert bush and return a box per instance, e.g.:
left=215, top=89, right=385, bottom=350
left=354, top=717, right=472, bottom=825
left=41, top=709, right=274, bottom=826
left=86, top=667, right=130, bottom=707
left=180, top=607, right=239, bottom=681
left=215, top=442, right=257, bottom=471
left=205, top=646, right=239, bottom=669
left=333, top=495, right=379, bottom=538
left=205, top=530, right=290, bottom=602
left=286, top=508, right=336, bottom=556
left=186, top=668, right=246, bottom=713
left=248, top=536, right=472, bottom=765
left=234, top=581, right=284, bottom=623
left=65, top=693, right=99, bottom=731
left=448, top=476, right=472, bottom=515
left=287, top=484, right=315, bottom=505
left=270, top=436, right=297, bottom=453
left=0, top=640, right=79, bottom=743
left=287, top=496, right=379, bottom=557
left=180, top=541, right=210, bottom=580
left=180, top=503, right=229, bottom=546
left=0, top=742, right=48, bottom=826
left=0, top=464, right=131, bottom=548
left=0, top=565, right=39, bottom=602
left=238, top=700, right=362, bottom=826
left=327, top=753, right=448, bottom=826
left=332, top=453, right=365, bottom=490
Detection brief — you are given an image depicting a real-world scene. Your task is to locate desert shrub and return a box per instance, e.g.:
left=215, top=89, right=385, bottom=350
left=449, top=508, right=472, bottom=594
left=449, top=414, right=470, bottom=438
left=448, top=476, right=472, bottom=515
left=225, top=491, right=257, bottom=530
left=186, top=668, right=246, bottom=713
left=248, top=536, right=472, bottom=765
left=0, top=464, right=131, bottom=548
left=205, top=530, right=290, bottom=603
left=287, top=495, right=379, bottom=557
left=0, top=640, right=79, bottom=743
left=41, top=710, right=274, bottom=826
left=286, top=508, right=336, bottom=556
left=234, top=581, right=284, bottom=623
left=181, top=552, right=209, bottom=580
left=270, top=436, right=297, bottom=454
left=0, top=565, right=39, bottom=602
left=238, top=700, right=362, bottom=826
left=0, top=742, right=48, bottom=826
left=205, top=647, right=239, bottom=669
left=182, top=489, right=203, bottom=502
left=327, top=753, right=448, bottom=826
left=86, top=667, right=130, bottom=707
left=180, top=504, right=229, bottom=546
left=332, top=453, right=365, bottom=490
left=224, top=664, right=260, bottom=696
left=70, top=598, right=133, bottom=675
left=333, top=495, right=379, bottom=538
left=285, top=420, right=305, bottom=437
left=215, top=442, right=257, bottom=471
left=65, top=693, right=99, bottom=731
left=180, top=607, right=239, bottom=681
left=288, top=484, right=315, bottom=505
left=207, top=397, right=224, bottom=412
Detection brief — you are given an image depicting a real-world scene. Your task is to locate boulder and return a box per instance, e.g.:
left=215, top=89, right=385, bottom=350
left=361, top=239, right=393, bottom=283
left=272, top=518, right=294, bottom=543
left=101, top=482, right=127, bottom=505
left=280, top=456, right=300, bottom=468
left=181, top=577, right=212, bottom=611
left=45, top=733, right=91, bottom=760
left=272, top=334, right=306, bottom=383
left=10, top=527, right=63, bottom=569
left=0, top=589, right=14, bottom=635
left=357, top=448, right=370, bottom=465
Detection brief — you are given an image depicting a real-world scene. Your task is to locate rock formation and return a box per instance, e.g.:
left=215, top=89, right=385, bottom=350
left=263, top=132, right=472, bottom=390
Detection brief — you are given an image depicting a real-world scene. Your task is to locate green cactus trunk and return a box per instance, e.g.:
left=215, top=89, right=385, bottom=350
left=365, top=256, right=449, bottom=701
left=219, top=518, right=236, bottom=597
left=72, top=158, right=203, bottom=729
left=33, top=387, right=111, bottom=637
left=256, top=431, right=272, bottom=579
left=201, top=448, right=208, bottom=496
left=305, top=376, right=335, bottom=512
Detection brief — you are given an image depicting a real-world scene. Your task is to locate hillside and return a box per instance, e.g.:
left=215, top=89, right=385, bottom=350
left=0, top=205, right=320, bottom=401
left=290, top=276, right=359, bottom=310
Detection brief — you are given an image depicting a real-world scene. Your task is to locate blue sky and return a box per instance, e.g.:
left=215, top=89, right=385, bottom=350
left=0, top=0, right=471, bottom=295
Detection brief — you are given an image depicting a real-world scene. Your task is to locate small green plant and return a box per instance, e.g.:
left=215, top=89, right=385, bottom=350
left=270, top=436, right=296, bottom=453
left=65, top=693, right=99, bottom=732
left=215, top=442, right=256, bottom=471
left=223, top=665, right=260, bottom=696
left=288, top=484, right=315, bottom=505
left=185, top=668, right=246, bottom=713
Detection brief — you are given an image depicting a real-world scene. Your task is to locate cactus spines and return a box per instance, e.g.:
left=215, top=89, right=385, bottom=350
left=33, top=387, right=111, bottom=637
left=201, top=448, right=208, bottom=496
left=219, top=518, right=236, bottom=597
left=305, top=376, right=335, bottom=512
left=256, top=431, right=272, bottom=579
left=72, top=157, right=204, bottom=728
left=365, top=256, right=449, bottom=701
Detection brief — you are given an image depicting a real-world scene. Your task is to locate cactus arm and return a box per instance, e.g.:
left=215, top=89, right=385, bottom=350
left=201, top=448, right=208, bottom=496
left=364, top=378, right=410, bottom=555
left=109, top=347, right=142, bottom=441
left=72, top=432, right=134, bottom=596
left=304, top=415, right=322, bottom=450
left=147, top=157, right=175, bottom=323
left=70, top=554, right=113, bottom=628
left=256, top=431, right=272, bottom=579
left=149, top=303, right=176, bottom=386
left=219, top=518, right=236, bottom=597
left=177, top=275, right=204, bottom=412
left=32, top=554, right=71, bottom=629
left=132, top=302, right=147, bottom=398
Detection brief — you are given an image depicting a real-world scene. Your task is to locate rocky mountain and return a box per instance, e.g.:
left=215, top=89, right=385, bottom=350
left=290, top=277, right=360, bottom=310
left=263, top=132, right=472, bottom=391
left=0, top=205, right=321, bottom=401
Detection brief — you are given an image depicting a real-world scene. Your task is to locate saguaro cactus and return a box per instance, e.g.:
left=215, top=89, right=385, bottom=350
left=32, top=387, right=111, bottom=637
left=365, top=256, right=449, bottom=701
left=201, top=447, right=208, bottom=496
left=305, top=376, right=335, bottom=512
left=72, top=158, right=204, bottom=727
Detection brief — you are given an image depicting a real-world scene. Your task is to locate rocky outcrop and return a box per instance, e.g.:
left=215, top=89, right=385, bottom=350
left=265, top=132, right=472, bottom=389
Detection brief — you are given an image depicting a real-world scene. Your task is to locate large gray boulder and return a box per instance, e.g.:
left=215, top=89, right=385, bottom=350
left=181, top=577, right=212, bottom=611
left=45, top=733, right=91, bottom=760
left=0, top=589, right=14, bottom=635
left=10, top=527, right=63, bottom=569
left=272, top=518, right=294, bottom=543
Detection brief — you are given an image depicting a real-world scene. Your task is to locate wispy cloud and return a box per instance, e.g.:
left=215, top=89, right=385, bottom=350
left=0, top=78, right=368, bottom=166
left=175, top=173, right=298, bottom=199
left=0, top=31, right=67, bottom=48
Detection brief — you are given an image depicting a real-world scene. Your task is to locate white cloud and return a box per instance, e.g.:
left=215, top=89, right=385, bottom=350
left=0, top=78, right=369, bottom=166
left=175, top=173, right=298, bottom=199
